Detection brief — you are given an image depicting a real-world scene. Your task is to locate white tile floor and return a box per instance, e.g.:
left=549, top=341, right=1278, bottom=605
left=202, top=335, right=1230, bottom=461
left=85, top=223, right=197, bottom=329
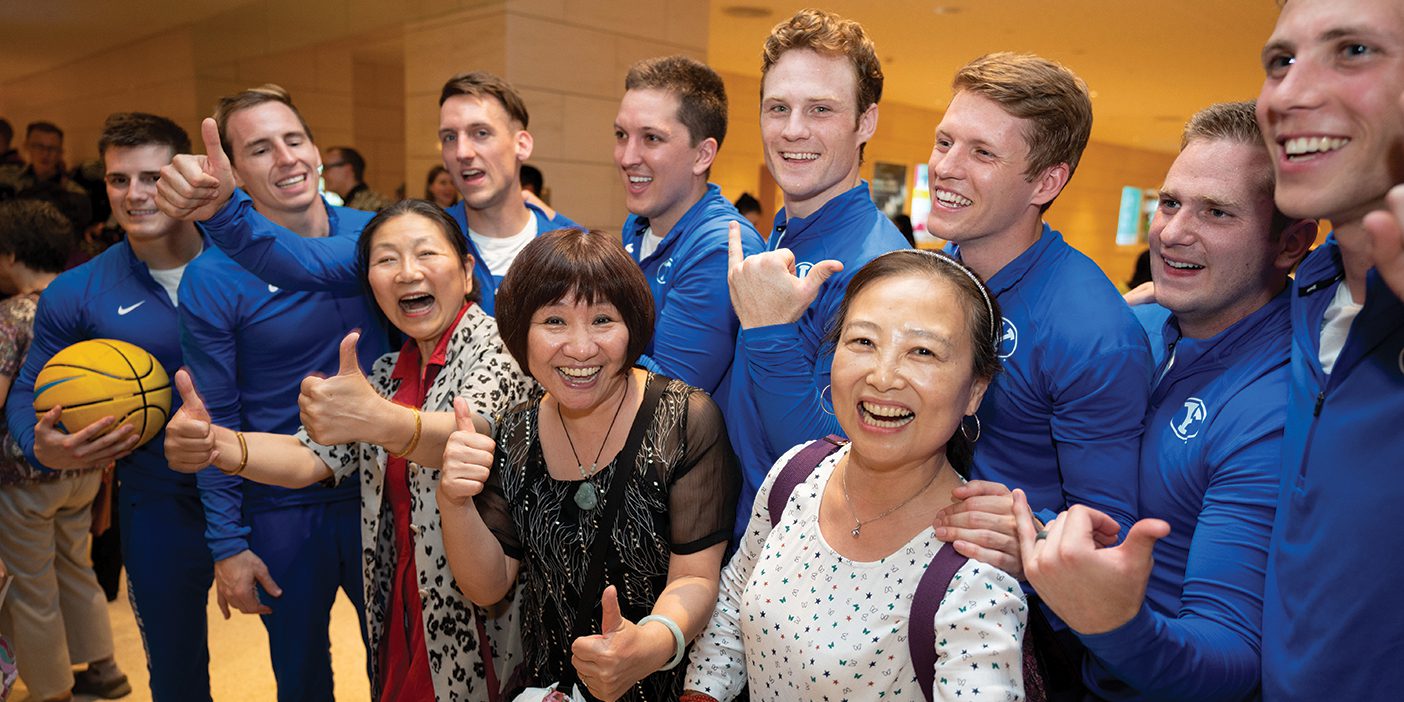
left=8, top=575, right=369, bottom=702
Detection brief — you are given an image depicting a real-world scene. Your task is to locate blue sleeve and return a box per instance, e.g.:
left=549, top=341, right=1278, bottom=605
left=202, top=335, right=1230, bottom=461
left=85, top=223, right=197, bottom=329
left=198, top=190, right=360, bottom=294
left=642, top=233, right=759, bottom=394
left=547, top=211, right=578, bottom=231
left=5, top=281, right=84, bottom=469
left=178, top=270, right=251, bottom=561
left=1048, top=341, right=1152, bottom=535
left=1079, top=399, right=1279, bottom=701
left=742, top=279, right=847, bottom=453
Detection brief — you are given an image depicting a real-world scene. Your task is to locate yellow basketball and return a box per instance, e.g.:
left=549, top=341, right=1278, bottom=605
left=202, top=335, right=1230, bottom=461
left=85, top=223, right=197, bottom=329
left=33, top=339, right=172, bottom=448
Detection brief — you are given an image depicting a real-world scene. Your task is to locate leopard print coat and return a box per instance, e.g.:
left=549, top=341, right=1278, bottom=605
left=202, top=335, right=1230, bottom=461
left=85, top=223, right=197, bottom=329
left=298, top=305, right=536, bottom=701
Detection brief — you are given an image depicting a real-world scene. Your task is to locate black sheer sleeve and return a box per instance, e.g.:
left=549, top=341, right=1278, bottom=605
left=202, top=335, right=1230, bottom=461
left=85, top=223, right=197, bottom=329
left=666, top=388, right=740, bottom=554
left=474, top=403, right=533, bottom=561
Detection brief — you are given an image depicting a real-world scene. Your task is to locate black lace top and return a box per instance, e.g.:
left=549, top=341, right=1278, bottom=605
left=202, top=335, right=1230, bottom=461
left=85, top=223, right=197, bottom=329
left=477, top=374, right=739, bottom=701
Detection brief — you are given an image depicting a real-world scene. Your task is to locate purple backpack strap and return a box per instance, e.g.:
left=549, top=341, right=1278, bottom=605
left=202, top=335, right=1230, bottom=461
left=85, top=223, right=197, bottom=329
left=909, top=543, right=970, bottom=702
left=767, top=435, right=847, bottom=528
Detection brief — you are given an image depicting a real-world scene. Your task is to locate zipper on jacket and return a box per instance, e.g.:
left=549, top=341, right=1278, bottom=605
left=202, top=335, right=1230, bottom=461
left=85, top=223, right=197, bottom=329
left=1313, top=391, right=1325, bottom=417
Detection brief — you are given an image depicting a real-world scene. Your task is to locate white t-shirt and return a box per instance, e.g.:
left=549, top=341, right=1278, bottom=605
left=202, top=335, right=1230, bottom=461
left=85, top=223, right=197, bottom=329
left=637, top=226, right=665, bottom=260
left=149, top=262, right=191, bottom=307
left=468, top=216, right=538, bottom=277
left=1319, top=282, right=1362, bottom=375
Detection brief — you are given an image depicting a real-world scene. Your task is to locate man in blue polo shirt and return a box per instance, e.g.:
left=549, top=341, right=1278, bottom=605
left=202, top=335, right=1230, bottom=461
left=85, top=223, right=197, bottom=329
left=1010, top=102, right=1315, bottom=701
left=176, top=85, right=383, bottom=702
left=6, top=113, right=211, bottom=701
left=722, top=9, right=909, bottom=539
left=1254, top=0, right=1404, bottom=698
left=927, top=53, right=1152, bottom=551
left=614, top=55, right=763, bottom=393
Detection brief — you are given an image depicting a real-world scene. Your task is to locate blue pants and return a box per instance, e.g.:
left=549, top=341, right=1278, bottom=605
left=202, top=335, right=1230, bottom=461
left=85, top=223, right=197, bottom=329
left=119, top=485, right=214, bottom=702
left=250, top=499, right=368, bottom=702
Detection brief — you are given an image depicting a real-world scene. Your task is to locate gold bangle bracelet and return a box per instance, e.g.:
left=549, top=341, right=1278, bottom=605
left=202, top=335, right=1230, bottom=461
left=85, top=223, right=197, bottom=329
left=390, top=406, right=422, bottom=459
left=222, top=431, right=249, bottom=476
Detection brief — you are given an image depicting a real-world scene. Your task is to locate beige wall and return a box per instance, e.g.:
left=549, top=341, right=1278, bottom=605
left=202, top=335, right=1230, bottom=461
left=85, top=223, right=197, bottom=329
left=402, top=0, right=708, bottom=231
left=0, top=0, right=1172, bottom=286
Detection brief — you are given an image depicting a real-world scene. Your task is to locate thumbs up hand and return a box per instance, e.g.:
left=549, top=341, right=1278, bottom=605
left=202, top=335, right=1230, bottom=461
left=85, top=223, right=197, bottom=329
left=726, top=220, right=842, bottom=329
left=156, top=118, right=237, bottom=222
left=164, top=369, right=219, bottom=472
left=570, top=585, right=673, bottom=702
left=437, top=397, right=495, bottom=506
left=299, top=332, right=380, bottom=445
left=1013, top=490, right=1170, bottom=635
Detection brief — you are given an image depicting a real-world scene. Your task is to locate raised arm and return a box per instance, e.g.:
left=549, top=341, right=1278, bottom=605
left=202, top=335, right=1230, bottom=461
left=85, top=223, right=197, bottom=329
left=165, top=369, right=332, bottom=489
left=156, top=118, right=359, bottom=293
left=438, top=399, right=519, bottom=606
left=637, top=221, right=762, bottom=393
left=1061, top=402, right=1283, bottom=701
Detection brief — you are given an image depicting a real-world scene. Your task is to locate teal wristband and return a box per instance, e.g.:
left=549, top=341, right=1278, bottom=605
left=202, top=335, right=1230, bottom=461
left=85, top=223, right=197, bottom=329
left=638, top=614, right=686, bottom=670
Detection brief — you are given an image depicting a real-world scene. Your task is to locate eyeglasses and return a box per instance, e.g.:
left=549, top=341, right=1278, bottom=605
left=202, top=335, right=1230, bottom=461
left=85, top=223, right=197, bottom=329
left=26, top=143, right=62, bottom=154
left=323, top=161, right=348, bottom=169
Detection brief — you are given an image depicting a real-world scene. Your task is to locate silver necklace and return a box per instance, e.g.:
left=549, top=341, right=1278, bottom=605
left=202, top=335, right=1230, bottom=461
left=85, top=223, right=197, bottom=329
left=840, top=459, right=942, bottom=538
left=558, top=382, right=630, bottom=511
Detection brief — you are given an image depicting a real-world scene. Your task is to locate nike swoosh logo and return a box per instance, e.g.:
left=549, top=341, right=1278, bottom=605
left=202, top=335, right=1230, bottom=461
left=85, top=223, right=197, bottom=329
left=268, top=284, right=279, bottom=294
left=117, top=301, right=145, bottom=315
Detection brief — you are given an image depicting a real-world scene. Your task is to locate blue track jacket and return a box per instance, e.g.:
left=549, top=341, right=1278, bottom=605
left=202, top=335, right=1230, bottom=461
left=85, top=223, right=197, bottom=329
left=953, top=226, right=1152, bottom=533
left=719, top=182, right=909, bottom=540
left=198, top=189, right=574, bottom=316
left=181, top=200, right=385, bottom=562
left=447, top=199, right=578, bottom=315
left=622, top=184, right=763, bottom=394
left=7, top=239, right=206, bottom=494
left=1081, top=290, right=1290, bottom=701
left=1262, top=237, right=1404, bottom=701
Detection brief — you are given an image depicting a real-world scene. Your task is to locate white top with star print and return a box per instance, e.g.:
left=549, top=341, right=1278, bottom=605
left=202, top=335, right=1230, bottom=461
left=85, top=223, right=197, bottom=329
left=685, top=443, right=1027, bottom=702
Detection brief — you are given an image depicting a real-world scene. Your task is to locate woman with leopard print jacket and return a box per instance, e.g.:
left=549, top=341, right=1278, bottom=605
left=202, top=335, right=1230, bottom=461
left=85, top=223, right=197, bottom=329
left=164, top=200, right=536, bottom=701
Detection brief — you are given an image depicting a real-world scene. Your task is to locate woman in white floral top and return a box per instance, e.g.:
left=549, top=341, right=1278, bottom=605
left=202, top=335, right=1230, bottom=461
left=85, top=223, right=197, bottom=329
left=684, top=250, right=1028, bottom=702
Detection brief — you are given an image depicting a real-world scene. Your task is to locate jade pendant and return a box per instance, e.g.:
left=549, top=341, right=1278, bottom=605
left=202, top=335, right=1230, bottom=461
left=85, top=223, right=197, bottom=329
left=574, top=481, right=599, bottom=510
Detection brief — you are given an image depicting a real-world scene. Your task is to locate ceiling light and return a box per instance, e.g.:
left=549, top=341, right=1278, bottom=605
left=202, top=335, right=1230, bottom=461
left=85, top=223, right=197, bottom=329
left=723, top=5, right=773, bottom=19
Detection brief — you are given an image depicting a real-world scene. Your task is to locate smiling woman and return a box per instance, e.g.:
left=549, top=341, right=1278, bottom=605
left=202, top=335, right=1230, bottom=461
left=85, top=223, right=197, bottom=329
left=162, top=199, right=535, bottom=701
left=684, top=249, right=1028, bottom=702
left=436, top=228, right=740, bottom=702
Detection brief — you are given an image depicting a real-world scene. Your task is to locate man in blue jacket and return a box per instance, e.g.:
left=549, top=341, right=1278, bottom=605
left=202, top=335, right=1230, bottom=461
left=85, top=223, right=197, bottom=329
left=1010, top=102, right=1315, bottom=701
left=157, top=72, right=574, bottom=317
left=176, top=85, right=382, bottom=702
left=438, top=72, right=577, bottom=314
left=1254, top=0, right=1404, bottom=698
left=721, top=9, right=909, bottom=540
left=615, top=55, right=763, bottom=393
left=6, top=113, right=211, bottom=701
left=927, top=52, right=1153, bottom=550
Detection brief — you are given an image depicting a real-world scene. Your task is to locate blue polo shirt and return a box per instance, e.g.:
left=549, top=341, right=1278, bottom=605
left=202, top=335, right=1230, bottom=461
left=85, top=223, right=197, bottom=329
left=952, top=225, right=1152, bottom=533
left=622, top=183, right=763, bottom=394
left=1081, top=290, right=1290, bottom=701
left=1262, top=236, right=1404, bottom=701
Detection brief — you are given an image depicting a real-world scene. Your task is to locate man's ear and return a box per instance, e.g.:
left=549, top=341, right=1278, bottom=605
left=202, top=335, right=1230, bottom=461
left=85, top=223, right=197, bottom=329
left=515, top=129, right=534, bottom=163
left=692, top=137, right=718, bottom=177
left=1274, top=218, right=1318, bottom=272
left=857, top=102, right=879, bottom=145
left=1029, top=162, right=1071, bottom=208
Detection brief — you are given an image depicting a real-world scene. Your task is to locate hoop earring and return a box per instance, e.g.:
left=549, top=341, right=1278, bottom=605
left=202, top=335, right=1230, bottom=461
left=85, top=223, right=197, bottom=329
left=819, top=385, right=835, bottom=416
left=960, top=414, right=981, bottom=443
